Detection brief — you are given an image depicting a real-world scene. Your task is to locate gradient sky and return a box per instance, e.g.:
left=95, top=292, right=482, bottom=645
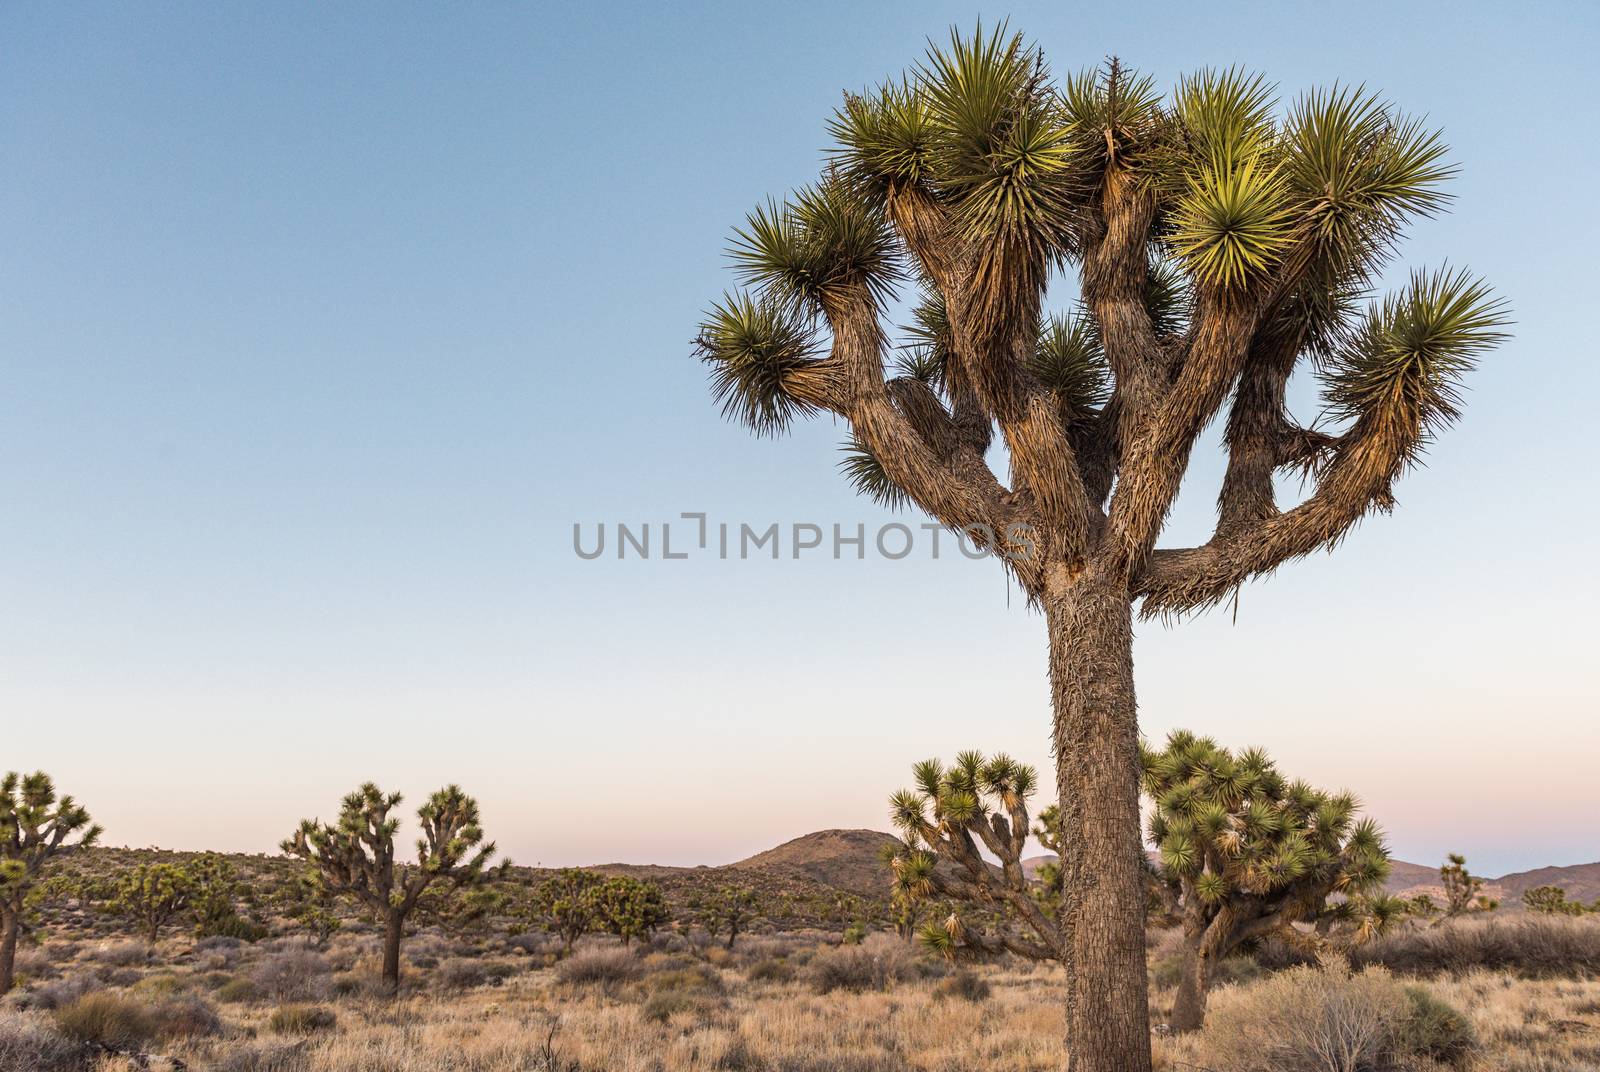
left=3, top=2, right=1596, bottom=876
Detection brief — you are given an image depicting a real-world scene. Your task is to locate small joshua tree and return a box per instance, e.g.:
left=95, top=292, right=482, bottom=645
left=1144, top=731, right=1397, bottom=1031
left=887, top=752, right=1062, bottom=961
left=283, top=783, right=500, bottom=990
left=1438, top=853, right=1498, bottom=922
left=105, top=861, right=195, bottom=942
left=1522, top=885, right=1592, bottom=916
left=274, top=872, right=343, bottom=948
left=0, top=771, right=100, bottom=993
left=531, top=868, right=604, bottom=952
left=188, top=853, right=267, bottom=941
left=691, top=884, right=761, bottom=949
left=589, top=876, right=668, bottom=946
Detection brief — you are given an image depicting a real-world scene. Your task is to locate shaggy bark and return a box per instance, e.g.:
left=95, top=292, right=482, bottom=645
left=0, top=908, right=19, bottom=995
left=382, top=910, right=404, bottom=989
left=1049, top=570, right=1150, bottom=1072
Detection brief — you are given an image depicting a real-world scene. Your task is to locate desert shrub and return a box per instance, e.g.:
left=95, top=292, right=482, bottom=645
left=0, top=1009, right=85, bottom=1072
left=770, top=1056, right=906, bottom=1072
left=646, top=964, right=725, bottom=995
left=215, top=976, right=261, bottom=1003
left=641, top=989, right=722, bottom=1024
left=1352, top=915, right=1600, bottom=977
left=148, top=994, right=223, bottom=1039
left=13, top=945, right=62, bottom=983
left=1394, top=985, right=1476, bottom=1064
left=129, top=972, right=185, bottom=997
left=195, top=935, right=245, bottom=956
left=807, top=935, right=922, bottom=994
left=556, top=946, right=641, bottom=988
left=747, top=957, right=795, bottom=984
left=15, top=972, right=100, bottom=1011
left=214, top=1039, right=314, bottom=1072
left=91, top=940, right=152, bottom=967
left=268, top=1003, right=337, bottom=1034
left=251, top=949, right=331, bottom=1002
left=1202, top=962, right=1473, bottom=1072
left=436, top=957, right=491, bottom=990
left=932, top=969, right=990, bottom=1002
left=100, top=967, right=141, bottom=988
left=52, top=992, right=157, bottom=1049
left=841, top=923, right=867, bottom=945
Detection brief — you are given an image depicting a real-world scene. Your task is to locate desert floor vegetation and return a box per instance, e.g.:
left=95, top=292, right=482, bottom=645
left=2, top=918, right=1599, bottom=1070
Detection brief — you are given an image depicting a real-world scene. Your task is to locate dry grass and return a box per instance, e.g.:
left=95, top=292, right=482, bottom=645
left=5, top=922, right=1600, bottom=1071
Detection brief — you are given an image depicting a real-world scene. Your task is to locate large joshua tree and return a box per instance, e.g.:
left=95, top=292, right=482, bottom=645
left=691, top=24, right=1507, bottom=1070
left=0, top=772, right=100, bottom=994
left=283, top=783, right=499, bottom=990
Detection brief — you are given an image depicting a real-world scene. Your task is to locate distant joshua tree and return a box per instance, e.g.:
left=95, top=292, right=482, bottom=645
left=0, top=772, right=100, bottom=993
left=283, top=783, right=500, bottom=990
left=105, top=862, right=195, bottom=943
left=1522, top=885, right=1593, bottom=916
left=691, top=884, right=762, bottom=948
left=588, top=876, right=668, bottom=947
left=1438, top=853, right=1499, bottom=922
left=692, top=23, right=1506, bottom=1071
left=532, top=868, right=604, bottom=952
left=1143, top=731, right=1399, bottom=1030
left=887, top=752, right=1063, bottom=962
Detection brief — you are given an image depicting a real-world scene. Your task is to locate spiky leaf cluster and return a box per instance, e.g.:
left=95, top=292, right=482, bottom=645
left=730, top=180, right=900, bottom=313
left=1323, top=267, right=1509, bottom=446
left=1145, top=731, right=1389, bottom=904
left=694, top=292, right=827, bottom=437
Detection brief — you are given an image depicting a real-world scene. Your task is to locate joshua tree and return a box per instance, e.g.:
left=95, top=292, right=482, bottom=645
left=283, top=783, right=500, bottom=989
left=1438, top=853, right=1499, bottom=921
left=1143, top=732, right=1397, bottom=1030
left=589, top=876, right=668, bottom=946
left=104, top=861, right=195, bottom=943
left=692, top=23, right=1506, bottom=1067
left=275, top=872, right=343, bottom=948
left=532, top=868, right=604, bottom=952
left=887, top=752, right=1062, bottom=961
left=1522, top=885, right=1592, bottom=916
left=0, top=771, right=100, bottom=993
left=188, top=853, right=267, bottom=941
left=691, top=884, right=762, bottom=948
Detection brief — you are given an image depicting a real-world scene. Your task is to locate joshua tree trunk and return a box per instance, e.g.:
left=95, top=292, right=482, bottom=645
left=1049, top=569, right=1151, bottom=1072
left=0, top=908, right=19, bottom=995
left=382, top=910, right=403, bottom=989
left=1170, top=943, right=1213, bottom=1033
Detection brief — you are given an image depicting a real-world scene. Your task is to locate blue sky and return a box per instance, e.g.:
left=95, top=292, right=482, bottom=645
left=3, top=2, right=1596, bottom=875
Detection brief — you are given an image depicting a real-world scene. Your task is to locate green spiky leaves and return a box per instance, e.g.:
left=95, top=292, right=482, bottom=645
left=1323, top=266, right=1509, bottom=440
left=1283, top=86, right=1453, bottom=262
left=695, top=292, right=826, bottom=437
left=839, top=438, right=909, bottom=509
left=1058, top=60, right=1162, bottom=175
left=1030, top=312, right=1109, bottom=420
left=1164, top=69, right=1292, bottom=291
left=731, top=179, right=900, bottom=313
left=918, top=23, right=1077, bottom=250
left=830, top=80, right=935, bottom=196
left=1143, top=731, right=1391, bottom=906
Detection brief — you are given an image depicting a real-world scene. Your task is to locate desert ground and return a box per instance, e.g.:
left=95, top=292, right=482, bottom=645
left=4, top=838, right=1599, bottom=1072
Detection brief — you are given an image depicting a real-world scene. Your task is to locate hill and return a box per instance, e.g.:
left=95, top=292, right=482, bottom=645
left=730, top=828, right=901, bottom=898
